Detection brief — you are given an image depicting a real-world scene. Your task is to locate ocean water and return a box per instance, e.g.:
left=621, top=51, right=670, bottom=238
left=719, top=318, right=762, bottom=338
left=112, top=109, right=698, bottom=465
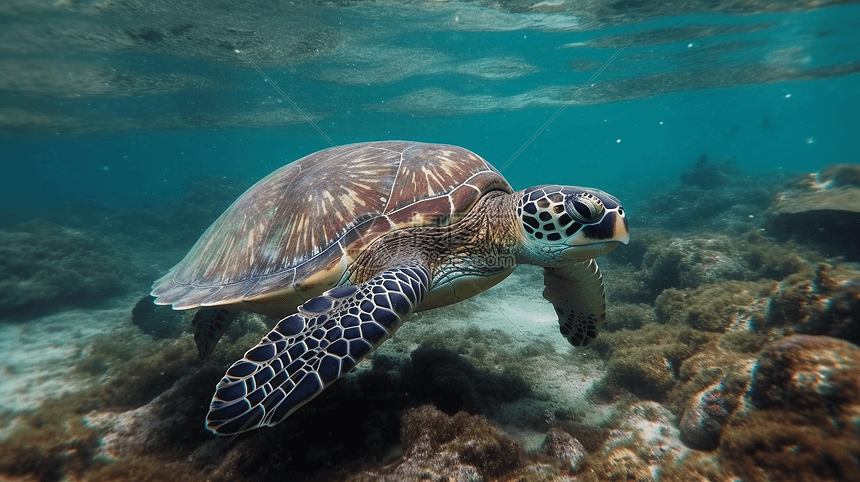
left=1, top=1, right=859, bottom=481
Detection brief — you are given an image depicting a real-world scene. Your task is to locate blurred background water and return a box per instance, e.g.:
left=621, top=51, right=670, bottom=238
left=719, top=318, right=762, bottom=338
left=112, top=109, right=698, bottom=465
left=1, top=0, right=858, bottom=222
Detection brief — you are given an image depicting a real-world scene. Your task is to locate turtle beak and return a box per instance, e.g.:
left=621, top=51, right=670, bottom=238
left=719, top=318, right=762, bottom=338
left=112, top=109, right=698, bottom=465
left=612, top=212, right=630, bottom=245
left=561, top=211, right=629, bottom=260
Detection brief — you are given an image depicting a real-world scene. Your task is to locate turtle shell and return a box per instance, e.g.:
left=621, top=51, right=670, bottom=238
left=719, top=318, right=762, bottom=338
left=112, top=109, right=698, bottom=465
left=152, top=141, right=511, bottom=316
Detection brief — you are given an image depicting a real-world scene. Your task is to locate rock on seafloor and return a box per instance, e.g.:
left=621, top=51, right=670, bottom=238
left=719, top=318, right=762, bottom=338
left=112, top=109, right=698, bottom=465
left=750, top=335, right=860, bottom=415
left=541, top=428, right=587, bottom=472
left=767, top=164, right=860, bottom=259
left=673, top=335, right=860, bottom=480
left=715, top=335, right=860, bottom=482
left=601, top=402, right=689, bottom=477
left=766, top=264, right=860, bottom=345
left=679, top=373, right=742, bottom=450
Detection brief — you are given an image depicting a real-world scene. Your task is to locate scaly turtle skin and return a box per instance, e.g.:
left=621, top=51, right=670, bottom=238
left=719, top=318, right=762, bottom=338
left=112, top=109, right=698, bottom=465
left=151, top=141, right=628, bottom=435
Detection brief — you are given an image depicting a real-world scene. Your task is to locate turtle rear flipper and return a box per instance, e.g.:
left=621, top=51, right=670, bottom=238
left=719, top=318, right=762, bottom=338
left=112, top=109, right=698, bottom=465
left=191, top=308, right=238, bottom=360
left=205, top=264, right=430, bottom=436
left=542, top=259, right=606, bottom=347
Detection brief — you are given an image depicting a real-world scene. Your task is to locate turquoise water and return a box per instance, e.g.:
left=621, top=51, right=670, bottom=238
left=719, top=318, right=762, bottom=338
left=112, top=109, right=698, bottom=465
left=1, top=2, right=859, bottom=481
left=2, top=3, right=858, bottom=216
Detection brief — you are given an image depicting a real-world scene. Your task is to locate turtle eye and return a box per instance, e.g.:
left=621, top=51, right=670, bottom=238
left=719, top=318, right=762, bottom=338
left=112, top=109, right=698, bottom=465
left=565, top=193, right=605, bottom=223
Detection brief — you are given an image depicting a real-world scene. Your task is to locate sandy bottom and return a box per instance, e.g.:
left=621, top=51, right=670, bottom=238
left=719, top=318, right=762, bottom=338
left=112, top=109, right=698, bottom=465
left=0, top=295, right=146, bottom=414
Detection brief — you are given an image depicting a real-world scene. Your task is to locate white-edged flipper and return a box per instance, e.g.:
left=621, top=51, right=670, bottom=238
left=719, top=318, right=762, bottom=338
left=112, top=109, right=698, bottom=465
left=205, top=264, right=430, bottom=435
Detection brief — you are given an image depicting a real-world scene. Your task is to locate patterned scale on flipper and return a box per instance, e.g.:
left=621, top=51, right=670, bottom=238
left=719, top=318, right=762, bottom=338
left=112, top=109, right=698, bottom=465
left=205, top=264, right=430, bottom=435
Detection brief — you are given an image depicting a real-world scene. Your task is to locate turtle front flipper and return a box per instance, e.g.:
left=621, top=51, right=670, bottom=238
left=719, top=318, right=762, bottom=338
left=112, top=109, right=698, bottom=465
left=205, top=264, right=430, bottom=436
left=542, top=259, right=606, bottom=347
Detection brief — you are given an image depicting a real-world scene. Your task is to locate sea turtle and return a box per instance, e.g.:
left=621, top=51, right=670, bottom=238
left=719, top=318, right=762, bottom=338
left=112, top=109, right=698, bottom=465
left=151, top=140, right=628, bottom=435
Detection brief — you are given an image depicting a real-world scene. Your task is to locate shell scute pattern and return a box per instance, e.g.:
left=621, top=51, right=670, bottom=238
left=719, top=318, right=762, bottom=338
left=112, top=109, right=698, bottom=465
left=194, top=146, right=394, bottom=282
left=152, top=141, right=507, bottom=314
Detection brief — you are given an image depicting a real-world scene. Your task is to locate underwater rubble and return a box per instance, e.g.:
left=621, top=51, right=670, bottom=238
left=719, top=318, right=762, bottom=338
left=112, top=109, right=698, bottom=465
left=1, top=161, right=860, bottom=482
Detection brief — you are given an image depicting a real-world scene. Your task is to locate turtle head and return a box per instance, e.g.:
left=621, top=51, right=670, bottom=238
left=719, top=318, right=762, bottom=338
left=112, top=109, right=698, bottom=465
left=516, top=185, right=628, bottom=262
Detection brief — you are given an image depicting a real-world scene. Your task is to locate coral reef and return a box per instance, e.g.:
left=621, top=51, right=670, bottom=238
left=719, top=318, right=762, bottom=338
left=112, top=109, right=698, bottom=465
left=719, top=409, right=860, bottom=482
left=749, top=335, right=860, bottom=414
left=0, top=411, right=101, bottom=482
left=654, top=280, right=777, bottom=332
left=5, top=270, right=859, bottom=482
left=1, top=318, right=551, bottom=482
left=667, top=335, right=860, bottom=480
left=350, top=404, right=526, bottom=481
left=594, top=402, right=689, bottom=480
left=597, top=203, right=860, bottom=463
left=605, top=229, right=806, bottom=304
left=766, top=264, right=860, bottom=344
left=715, top=335, right=860, bottom=482
left=604, top=302, right=654, bottom=331
left=590, top=323, right=714, bottom=402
